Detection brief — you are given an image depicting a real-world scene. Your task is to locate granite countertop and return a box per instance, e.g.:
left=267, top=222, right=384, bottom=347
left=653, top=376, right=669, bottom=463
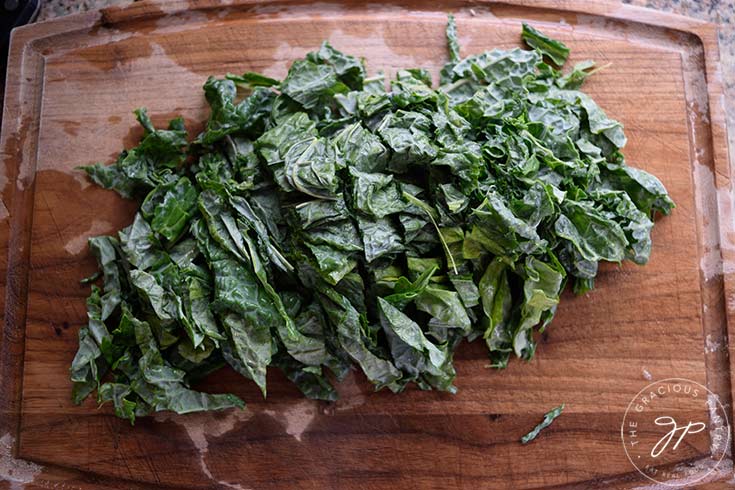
left=36, top=0, right=735, bottom=156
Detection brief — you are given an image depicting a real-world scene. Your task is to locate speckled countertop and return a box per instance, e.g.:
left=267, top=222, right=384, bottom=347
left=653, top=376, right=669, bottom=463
left=37, top=0, right=132, bottom=19
left=36, top=0, right=735, bottom=157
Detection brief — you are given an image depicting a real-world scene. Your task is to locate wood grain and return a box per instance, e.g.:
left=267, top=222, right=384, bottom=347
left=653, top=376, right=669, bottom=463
left=1, top=1, right=734, bottom=489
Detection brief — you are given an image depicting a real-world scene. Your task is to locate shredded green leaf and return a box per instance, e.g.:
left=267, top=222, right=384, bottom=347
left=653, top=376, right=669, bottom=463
left=521, top=23, right=570, bottom=65
left=521, top=404, right=565, bottom=444
left=446, top=14, right=461, bottom=62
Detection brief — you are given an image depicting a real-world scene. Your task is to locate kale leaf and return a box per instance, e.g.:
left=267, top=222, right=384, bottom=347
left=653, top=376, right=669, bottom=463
left=521, top=404, right=565, bottom=444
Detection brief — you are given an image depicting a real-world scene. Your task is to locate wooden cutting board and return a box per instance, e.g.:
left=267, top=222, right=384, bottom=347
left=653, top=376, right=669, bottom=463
left=2, top=1, right=734, bottom=488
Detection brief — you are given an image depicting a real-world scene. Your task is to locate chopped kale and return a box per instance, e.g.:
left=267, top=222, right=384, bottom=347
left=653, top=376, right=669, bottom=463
left=72, top=19, right=673, bottom=422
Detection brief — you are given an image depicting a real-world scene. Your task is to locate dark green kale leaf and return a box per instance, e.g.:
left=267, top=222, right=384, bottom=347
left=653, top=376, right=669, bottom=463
left=226, top=71, right=280, bottom=88
left=141, top=177, right=198, bottom=243
left=80, top=109, right=188, bottom=198
left=318, top=287, right=402, bottom=390
left=70, top=287, right=109, bottom=404
left=280, top=59, right=347, bottom=110
left=332, top=122, right=389, bottom=172
left=378, top=297, right=453, bottom=391
left=521, top=404, right=565, bottom=444
left=446, top=14, right=461, bottom=63
left=308, top=41, right=366, bottom=90
left=198, top=78, right=275, bottom=144
left=521, top=23, right=570, bottom=66
left=87, top=236, right=123, bottom=319
left=129, top=312, right=243, bottom=416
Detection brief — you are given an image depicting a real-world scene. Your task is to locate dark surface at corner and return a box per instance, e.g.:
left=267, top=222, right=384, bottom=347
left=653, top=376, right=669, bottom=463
left=1, top=0, right=40, bottom=116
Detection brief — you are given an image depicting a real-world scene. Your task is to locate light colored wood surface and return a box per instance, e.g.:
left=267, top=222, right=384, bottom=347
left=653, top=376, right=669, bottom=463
left=1, top=1, right=734, bottom=488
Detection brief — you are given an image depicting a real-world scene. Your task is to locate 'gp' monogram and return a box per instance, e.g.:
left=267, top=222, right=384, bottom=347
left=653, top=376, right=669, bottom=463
left=650, top=416, right=707, bottom=458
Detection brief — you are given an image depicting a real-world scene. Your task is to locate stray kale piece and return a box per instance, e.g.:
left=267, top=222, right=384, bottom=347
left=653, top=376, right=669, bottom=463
left=521, top=23, right=570, bottom=65
left=72, top=16, right=674, bottom=422
left=446, top=14, right=461, bottom=62
left=521, top=404, right=565, bottom=444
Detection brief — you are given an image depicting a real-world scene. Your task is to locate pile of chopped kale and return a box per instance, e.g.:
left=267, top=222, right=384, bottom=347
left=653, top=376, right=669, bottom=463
left=71, top=18, right=674, bottom=423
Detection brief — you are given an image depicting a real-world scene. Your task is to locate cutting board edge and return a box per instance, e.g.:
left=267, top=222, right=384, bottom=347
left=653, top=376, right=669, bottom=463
left=0, top=1, right=733, bottom=489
